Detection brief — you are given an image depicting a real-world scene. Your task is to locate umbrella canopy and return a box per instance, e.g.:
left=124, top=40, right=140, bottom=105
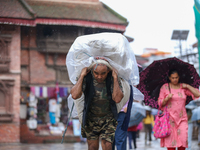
left=151, top=108, right=158, bottom=116
left=137, top=57, right=200, bottom=109
left=129, top=102, right=146, bottom=127
left=185, top=100, right=198, bottom=110
left=191, top=106, right=200, bottom=121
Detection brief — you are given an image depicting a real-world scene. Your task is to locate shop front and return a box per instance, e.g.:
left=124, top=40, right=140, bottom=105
left=20, top=85, right=79, bottom=143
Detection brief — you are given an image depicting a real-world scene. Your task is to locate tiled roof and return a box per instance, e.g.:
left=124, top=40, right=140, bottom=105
left=26, top=1, right=128, bottom=25
left=0, top=0, right=128, bottom=30
left=0, top=0, right=35, bottom=19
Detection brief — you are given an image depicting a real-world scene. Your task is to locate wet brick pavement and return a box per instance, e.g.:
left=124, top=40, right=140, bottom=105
left=0, top=132, right=199, bottom=150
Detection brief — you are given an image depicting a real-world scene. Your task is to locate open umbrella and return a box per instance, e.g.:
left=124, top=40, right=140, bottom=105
left=191, top=106, right=200, bottom=122
left=129, top=102, right=146, bottom=127
left=137, top=57, right=200, bottom=109
left=185, top=100, right=198, bottom=110
left=151, top=108, right=158, bottom=116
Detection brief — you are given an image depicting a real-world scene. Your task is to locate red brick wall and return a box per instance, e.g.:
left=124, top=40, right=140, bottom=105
left=21, top=27, right=57, bottom=85
left=0, top=124, right=20, bottom=143
left=21, top=50, right=29, bottom=65
left=21, top=26, right=68, bottom=85
left=29, top=50, right=56, bottom=84
left=57, top=55, right=66, bottom=66
left=0, top=25, right=21, bottom=143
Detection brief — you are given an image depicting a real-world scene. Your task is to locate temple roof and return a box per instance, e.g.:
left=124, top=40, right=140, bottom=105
left=0, top=0, right=128, bottom=31
left=0, top=0, right=35, bottom=19
left=26, top=0, right=128, bottom=25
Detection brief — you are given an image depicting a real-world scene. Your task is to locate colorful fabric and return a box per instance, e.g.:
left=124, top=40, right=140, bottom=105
left=153, top=107, right=171, bottom=138
left=137, top=122, right=143, bottom=130
left=42, top=86, right=48, bottom=97
left=30, top=86, right=68, bottom=98
left=158, top=83, right=197, bottom=148
left=35, top=86, right=40, bottom=97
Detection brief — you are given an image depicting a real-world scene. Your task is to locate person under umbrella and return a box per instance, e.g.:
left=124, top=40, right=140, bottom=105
left=158, top=69, right=200, bottom=150
left=138, top=57, right=200, bottom=109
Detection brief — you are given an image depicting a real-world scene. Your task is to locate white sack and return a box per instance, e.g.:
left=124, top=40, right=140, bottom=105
left=67, top=95, right=78, bottom=118
left=66, top=32, right=139, bottom=86
left=116, top=78, right=130, bottom=113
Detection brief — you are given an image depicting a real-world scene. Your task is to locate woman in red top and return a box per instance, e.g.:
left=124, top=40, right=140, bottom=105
left=127, top=125, right=138, bottom=149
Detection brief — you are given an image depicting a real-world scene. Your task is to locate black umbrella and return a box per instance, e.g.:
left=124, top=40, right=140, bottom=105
left=137, top=57, right=200, bottom=108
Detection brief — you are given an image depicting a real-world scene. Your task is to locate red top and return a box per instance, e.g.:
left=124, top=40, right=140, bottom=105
left=127, top=125, right=138, bottom=131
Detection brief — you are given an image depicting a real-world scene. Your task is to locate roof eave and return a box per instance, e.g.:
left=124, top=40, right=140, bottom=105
left=0, top=17, right=126, bottom=32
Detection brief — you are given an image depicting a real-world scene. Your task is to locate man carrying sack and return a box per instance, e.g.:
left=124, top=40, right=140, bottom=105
left=65, top=33, right=143, bottom=150
left=71, top=57, right=128, bottom=150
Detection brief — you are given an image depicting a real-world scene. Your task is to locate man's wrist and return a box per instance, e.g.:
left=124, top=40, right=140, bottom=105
left=80, top=74, right=86, bottom=78
left=113, top=76, right=118, bottom=80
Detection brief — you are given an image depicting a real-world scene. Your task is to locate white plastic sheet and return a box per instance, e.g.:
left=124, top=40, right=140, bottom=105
left=66, top=32, right=139, bottom=86
left=66, top=33, right=144, bottom=122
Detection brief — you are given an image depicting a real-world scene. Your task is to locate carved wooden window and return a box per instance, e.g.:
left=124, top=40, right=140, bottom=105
left=36, top=25, right=77, bottom=53
left=0, top=89, right=6, bottom=111
left=0, top=35, right=11, bottom=73
left=0, top=79, right=14, bottom=122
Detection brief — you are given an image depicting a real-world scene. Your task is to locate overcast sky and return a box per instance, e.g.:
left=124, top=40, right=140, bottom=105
left=100, top=0, right=197, bottom=55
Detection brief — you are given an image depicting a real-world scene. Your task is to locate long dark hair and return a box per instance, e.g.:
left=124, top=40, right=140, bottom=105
left=167, top=69, right=180, bottom=83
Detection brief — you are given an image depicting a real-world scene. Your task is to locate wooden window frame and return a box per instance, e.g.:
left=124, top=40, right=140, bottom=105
left=0, top=79, right=15, bottom=122
left=0, top=34, right=11, bottom=73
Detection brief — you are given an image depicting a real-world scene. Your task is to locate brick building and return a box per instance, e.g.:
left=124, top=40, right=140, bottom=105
left=0, top=0, right=131, bottom=143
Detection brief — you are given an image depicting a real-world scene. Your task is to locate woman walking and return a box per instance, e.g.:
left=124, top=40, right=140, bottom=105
left=158, top=69, right=200, bottom=150
left=143, top=110, right=154, bottom=145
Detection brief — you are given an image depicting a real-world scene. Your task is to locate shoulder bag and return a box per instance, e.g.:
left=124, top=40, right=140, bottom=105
left=153, top=83, right=171, bottom=138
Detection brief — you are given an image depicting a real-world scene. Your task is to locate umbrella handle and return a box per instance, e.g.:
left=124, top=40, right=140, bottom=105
left=61, top=102, right=74, bottom=144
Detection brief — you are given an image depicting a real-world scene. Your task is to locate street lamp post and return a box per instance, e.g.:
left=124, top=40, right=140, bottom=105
left=171, top=30, right=189, bottom=58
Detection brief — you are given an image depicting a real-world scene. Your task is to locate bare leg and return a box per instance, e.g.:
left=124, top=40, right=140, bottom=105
left=87, top=139, right=99, bottom=150
left=101, top=139, right=112, bottom=150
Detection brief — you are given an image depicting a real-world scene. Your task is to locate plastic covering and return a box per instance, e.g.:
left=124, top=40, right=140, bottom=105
left=66, top=32, right=139, bottom=86
left=66, top=33, right=144, bottom=119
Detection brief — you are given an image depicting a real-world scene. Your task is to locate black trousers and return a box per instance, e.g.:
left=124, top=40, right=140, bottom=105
left=144, top=124, right=152, bottom=141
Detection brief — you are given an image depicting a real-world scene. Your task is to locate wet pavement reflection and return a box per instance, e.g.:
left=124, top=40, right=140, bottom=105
left=0, top=132, right=199, bottom=150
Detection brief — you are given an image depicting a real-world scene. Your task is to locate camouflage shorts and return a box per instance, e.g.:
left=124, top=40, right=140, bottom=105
left=81, top=116, right=117, bottom=143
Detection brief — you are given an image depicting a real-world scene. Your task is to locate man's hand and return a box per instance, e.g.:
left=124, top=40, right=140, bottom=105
left=112, top=68, right=118, bottom=79
left=71, top=67, right=89, bottom=100
left=111, top=68, right=123, bottom=103
left=80, top=67, right=89, bottom=77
